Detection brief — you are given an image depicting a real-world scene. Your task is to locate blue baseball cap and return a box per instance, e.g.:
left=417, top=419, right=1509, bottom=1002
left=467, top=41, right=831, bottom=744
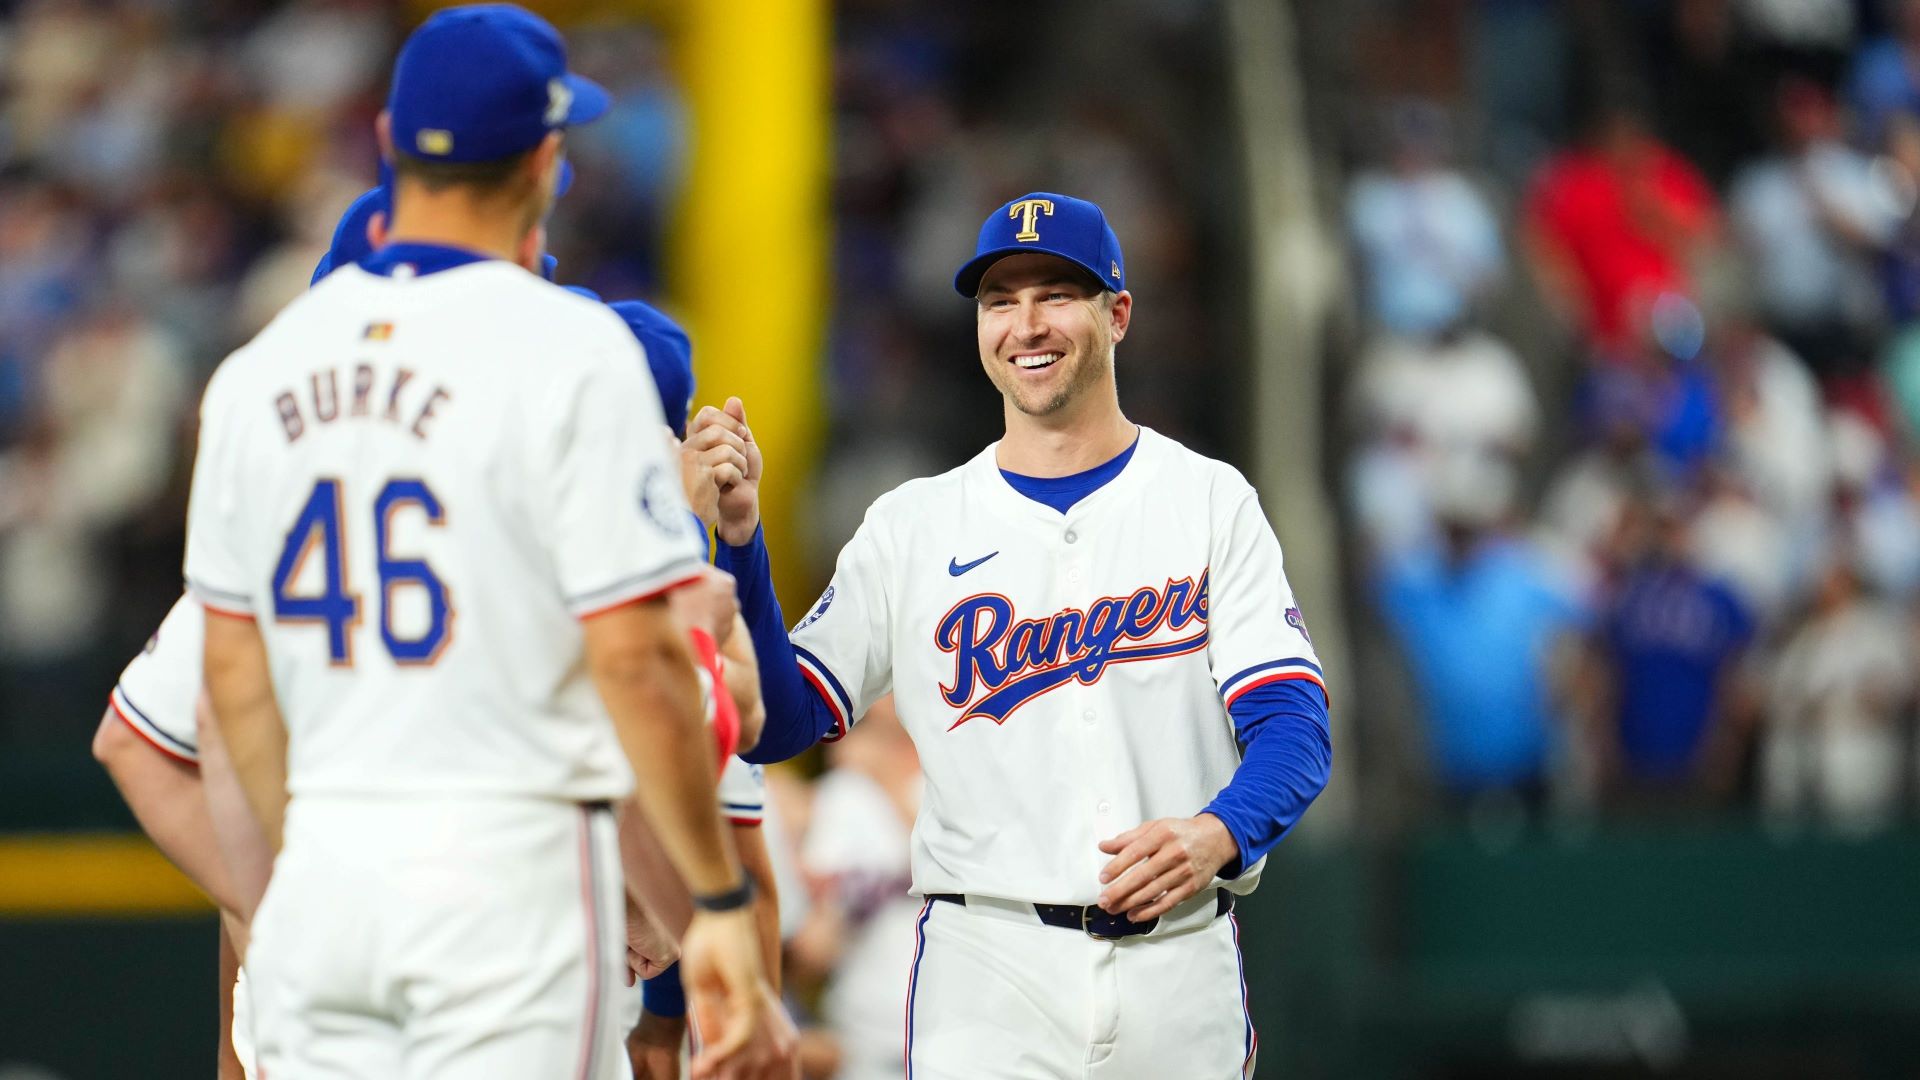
left=388, top=4, right=609, bottom=164
left=612, top=300, right=695, bottom=438
left=953, top=192, right=1126, bottom=298
left=565, top=288, right=696, bottom=437
left=312, top=159, right=575, bottom=284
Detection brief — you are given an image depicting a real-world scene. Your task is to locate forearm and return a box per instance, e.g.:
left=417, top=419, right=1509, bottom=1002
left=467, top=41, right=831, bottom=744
left=197, top=694, right=274, bottom=922
left=595, top=627, right=742, bottom=895
left=201, top=614, right=288, bottom=852
left=1201, top=681, right=1332, bottom=875
left=617, top=798, right=695, bottom=938
left=714, top=526, right=839, bottom=763
left=93, top=711, right=240, bottom=911
left=734, top=823, right=782, bottom=989
left=721, top=615, right=766, bottom=752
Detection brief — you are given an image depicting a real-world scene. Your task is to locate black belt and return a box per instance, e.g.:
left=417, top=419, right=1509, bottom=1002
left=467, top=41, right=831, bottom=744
left=928, top=890, right=1232, bottom=940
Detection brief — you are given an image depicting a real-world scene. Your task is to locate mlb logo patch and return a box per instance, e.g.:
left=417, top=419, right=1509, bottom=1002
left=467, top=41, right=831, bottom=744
left=1285, top=605, right=1312, bottom=643
left=363, top=322, right=394, bottom=341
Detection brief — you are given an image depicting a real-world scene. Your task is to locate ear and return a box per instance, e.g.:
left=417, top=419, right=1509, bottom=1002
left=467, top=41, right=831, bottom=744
left=1107, top=290, right=1133, bottom=345
left=375, top=112, right=395, bottom=160
left=364, top=211, right=388, bottom=252
left=529, top=131, right=564, bottom=195
left=516, top=223, right=547, bottom=273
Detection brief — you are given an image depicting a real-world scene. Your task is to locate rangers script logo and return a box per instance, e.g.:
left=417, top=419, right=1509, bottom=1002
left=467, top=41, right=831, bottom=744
left=936, top=571, right=1209, bottom=729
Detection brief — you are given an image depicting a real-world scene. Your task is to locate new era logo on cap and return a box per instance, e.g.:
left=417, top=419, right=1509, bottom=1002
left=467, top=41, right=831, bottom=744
left=388, top=3, right=610, bottom=164
left=953, top=191, right=1126, bottom=297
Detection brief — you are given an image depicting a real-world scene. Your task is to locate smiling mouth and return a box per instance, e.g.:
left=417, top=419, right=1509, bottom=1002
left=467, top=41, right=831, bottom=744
left=1013, top=352, right=1062, bottom=370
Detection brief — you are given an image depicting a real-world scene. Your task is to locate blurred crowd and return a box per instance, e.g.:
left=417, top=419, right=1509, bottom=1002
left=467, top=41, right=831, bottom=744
left=0, top=0, right=1230, bottom=752
left=1338, top=0, right=1920, bottom=834
left=0, top=1, right=723, bottom=741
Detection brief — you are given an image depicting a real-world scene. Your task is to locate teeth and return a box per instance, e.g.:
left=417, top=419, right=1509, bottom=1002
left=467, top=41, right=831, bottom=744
left=1016, top=353, right=1061, bottom=369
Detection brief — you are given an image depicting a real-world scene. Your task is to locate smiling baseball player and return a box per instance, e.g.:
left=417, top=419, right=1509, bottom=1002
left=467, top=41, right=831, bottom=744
left=691, top=191, right=1333, bottom=1077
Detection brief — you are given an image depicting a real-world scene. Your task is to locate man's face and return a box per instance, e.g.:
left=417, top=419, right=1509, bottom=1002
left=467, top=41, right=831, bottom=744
left=974, top=253, right=1128, bottom=418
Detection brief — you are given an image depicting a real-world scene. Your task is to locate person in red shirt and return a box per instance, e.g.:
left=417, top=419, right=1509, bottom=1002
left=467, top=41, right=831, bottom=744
left=1525, top=99, right=1720, bottom=356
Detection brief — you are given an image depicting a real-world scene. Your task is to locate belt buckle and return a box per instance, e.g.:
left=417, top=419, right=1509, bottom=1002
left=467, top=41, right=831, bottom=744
left=1080, top=905, right=1121, bottom=941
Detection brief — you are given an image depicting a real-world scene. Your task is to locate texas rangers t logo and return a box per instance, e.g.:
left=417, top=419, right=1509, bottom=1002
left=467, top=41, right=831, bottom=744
left=1009, top=198, right=1054, bottom=242
left=936, top=571, right=1209, bottom=729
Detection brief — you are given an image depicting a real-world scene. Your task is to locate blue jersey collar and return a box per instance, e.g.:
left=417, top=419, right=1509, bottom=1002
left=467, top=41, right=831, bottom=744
left=358, top=242, right=496, bottom=278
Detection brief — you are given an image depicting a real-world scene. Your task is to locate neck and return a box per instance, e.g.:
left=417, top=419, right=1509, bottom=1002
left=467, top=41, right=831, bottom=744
left=385, top=188, right=529, bottom=264
left=995, top=380, right=1135, bottom=477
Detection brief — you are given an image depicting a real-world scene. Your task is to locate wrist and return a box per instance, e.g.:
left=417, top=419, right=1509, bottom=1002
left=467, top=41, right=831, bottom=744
left=716, top=516, right=761, bottom=548
left=1194, top=812, right=1242, bottom=874
left=691, top=877, right=755, bottom=913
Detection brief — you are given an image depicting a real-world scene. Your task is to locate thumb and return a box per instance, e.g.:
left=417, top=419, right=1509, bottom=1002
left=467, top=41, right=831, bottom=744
left=725, top=396, right=749, bottom=430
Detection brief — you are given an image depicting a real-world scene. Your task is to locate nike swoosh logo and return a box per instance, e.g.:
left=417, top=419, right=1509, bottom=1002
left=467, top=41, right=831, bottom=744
left=948, top=551, right=999, bottom=577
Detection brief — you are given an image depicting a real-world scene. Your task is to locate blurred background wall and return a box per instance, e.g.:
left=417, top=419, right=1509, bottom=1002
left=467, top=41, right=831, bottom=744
left=3, top=0, right=1920, bottom=1076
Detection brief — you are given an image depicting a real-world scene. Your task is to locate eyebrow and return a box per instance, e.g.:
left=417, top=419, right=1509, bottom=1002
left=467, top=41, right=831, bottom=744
left=980, top=276, right=1091, bottom=296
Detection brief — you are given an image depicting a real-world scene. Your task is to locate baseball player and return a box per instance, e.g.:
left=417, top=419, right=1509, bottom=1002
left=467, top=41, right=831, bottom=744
left=690, top=192, right=1334, bottom=1077
left=182, top=7, right=773, bottom=1076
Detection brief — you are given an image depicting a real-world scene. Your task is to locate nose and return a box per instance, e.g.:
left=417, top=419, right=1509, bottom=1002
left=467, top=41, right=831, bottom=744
left=1013, top=297, right=1048, bottom=341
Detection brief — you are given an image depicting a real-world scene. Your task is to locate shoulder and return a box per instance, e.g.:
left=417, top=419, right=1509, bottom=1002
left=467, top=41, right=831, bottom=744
left=1140, top=428, right=1258, bottom=506
left=861, top=449, right=983, bottom=526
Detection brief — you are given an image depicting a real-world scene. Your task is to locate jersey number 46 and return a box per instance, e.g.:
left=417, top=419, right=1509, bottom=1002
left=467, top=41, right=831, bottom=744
left=272, top=478, right=452, bottom=666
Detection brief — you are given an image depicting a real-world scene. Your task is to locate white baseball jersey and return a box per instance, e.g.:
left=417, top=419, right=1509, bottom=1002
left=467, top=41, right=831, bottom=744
left=717, top=757, right=766, bottom=826
left=110, top=593, right=203, bottom=763
left=789, top=426, right=1322, bottom=904
left=183, top=261, right=705, bottom=802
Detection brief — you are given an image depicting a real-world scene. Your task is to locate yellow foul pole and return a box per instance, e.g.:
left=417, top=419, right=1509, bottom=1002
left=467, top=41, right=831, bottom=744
left=675, top=0, right=830, bottom=609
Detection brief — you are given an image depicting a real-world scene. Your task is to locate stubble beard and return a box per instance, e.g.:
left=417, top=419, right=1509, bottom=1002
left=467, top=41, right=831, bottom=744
left=1002, top=347, right=1110, bottom=418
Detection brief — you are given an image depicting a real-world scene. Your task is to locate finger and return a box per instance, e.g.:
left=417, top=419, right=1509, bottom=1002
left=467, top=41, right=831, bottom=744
left=1127, top=875, right=1201, bottom=922
left=1097, top=823, right=1146, bottom=855
left=711, top=463, right=745, bottom=491
left=699, top=444, right=749, bottom=471
left=688, top=997, right=753, bottom=1076
left=1103, top=852, right=1189, bottom=913
left=1097, top=832, right=1159, bottom=886
left=684, top=424, right=749, bottom=455
left=693, top=404, right=751, bottom=441
left=724, top=396, right=749, bottom=430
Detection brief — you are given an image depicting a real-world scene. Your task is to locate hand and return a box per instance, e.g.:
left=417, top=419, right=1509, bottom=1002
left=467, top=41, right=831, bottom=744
left=626, top=892, right=681, bottom=984
left=685, top=398, right=763, bottom=547
left=668, top=566, right=740, bottom=645
left=628, top=1010, right=687, bottom=1080
left=723, top=983, right=800, bottom=1080
left=1096, top=814, right=1238, bottom=922
left=679, top=907, right=779, bottom=1079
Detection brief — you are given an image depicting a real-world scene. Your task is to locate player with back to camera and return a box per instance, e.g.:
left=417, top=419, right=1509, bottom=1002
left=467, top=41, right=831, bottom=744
left=688, top=192, right=1334, bottom=1077
left=97, top=174, right=792, bottom=1079
left=182, top=6, right=776, bottom=1076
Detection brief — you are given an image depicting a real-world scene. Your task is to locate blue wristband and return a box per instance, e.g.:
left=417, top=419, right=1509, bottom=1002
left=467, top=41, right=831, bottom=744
left=642, top=962, right=687, bottom=1019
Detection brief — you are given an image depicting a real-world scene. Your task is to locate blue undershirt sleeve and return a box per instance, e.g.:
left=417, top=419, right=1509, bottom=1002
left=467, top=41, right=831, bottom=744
left=1202, top=679, right=1332, bottom=877
left=714, top=525, right=839, bottom=763
left=641, top=963, right=686, bottom=1019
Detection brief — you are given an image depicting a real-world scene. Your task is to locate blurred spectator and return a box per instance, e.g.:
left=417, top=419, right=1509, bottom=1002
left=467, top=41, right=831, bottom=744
left=1849, top=0, right=1920, bottom=138
left=1762, top=553, right=1917, bottom=833
left=0, top=300, right=187, bottom=738
left=1729, top=75, right=1903, bottom=381
left=1645, top=0, right=1768, bottom=188
left=1591, top=493, right=1757, bottom=808
left=1346, top=99, right=1506, bottom=340
left=1829, top=409, right=1920, bottom=599
left=1346, top=328, right=1538, bottom=555
left=1375, top=452, right=1588, bottom=809
left=1872, top=110, right=1920, bottom=324
left=787, top=697, right=921, bottom=1080
left=1524, top=97, right=1719, bottom=354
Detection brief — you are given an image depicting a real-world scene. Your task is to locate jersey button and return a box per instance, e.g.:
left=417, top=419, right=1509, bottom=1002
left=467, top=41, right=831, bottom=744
left=1082, top=709, right=1095, bottom=725
left=1096, top=801, right=1111, bottom=815
left=1065, top=530, right=1078, bottom=543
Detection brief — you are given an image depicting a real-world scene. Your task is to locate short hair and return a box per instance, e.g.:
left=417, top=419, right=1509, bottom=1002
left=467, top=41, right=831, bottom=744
left=389, top=145, right=538, bottom=199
